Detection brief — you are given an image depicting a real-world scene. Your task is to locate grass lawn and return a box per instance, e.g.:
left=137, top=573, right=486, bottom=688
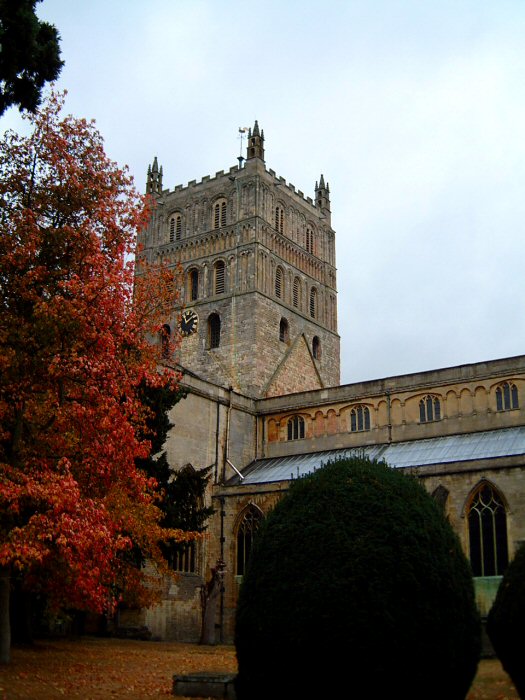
left=0, top=637, right=518, bottom=699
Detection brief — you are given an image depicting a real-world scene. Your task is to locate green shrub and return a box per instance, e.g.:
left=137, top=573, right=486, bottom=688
left=487, top=543, right=525, bottom=699
left=234, top=456, right=480, bottom=700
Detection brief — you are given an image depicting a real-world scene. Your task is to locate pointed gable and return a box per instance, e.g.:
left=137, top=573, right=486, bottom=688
left=264, top=334, right=323, bottom=398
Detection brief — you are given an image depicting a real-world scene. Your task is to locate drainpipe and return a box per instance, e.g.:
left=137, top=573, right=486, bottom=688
left=219, top=495, right=225, bottom=644
left=386, top=389, right=392, bottom=443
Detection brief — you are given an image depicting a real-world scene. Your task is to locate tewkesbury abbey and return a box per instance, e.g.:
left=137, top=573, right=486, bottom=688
left=134, top=122, right=525, bottom=644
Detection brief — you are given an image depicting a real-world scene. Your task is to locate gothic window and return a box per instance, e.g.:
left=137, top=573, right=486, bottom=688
left=275, top=266, right=284, bottom=299
left=496, top=382, right=519, bottom=411
left=309, top=287, right=317, bottom=319
left=160, top=323, right=171, bottom=359
left=279, top=318, right=289, bottom=343
left=350, top=405, right=370, bottom=432
left=293, top=277, right=301, bottom=308
left=419, top=395, right=441, bottom=423
left=431, top=485, right=449, bottom=511
left=275, top=205, right=284, bottom=234
left=468, top=482, right=509, bottom=577
left=312, top=336, right=321, bottom=360
left=214, top=199, right=227, bottom=229
left=169, top=213, right=182, bottom=242
left=208, top=313, right=221, bottom=349
left=306, top=227, right=313, bottom=254
left=214, top=260, right=225, bottom=295
left=287, top=415, right=305, bottom=440
left=236, top=505, right=263, bottom=576
left=188, top=268, right=199, bottom=301
left=170, top=541, right=197, bottom=573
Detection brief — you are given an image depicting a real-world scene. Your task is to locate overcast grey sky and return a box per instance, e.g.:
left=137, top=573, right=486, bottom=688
left=3, top=0, right=524, bottom=384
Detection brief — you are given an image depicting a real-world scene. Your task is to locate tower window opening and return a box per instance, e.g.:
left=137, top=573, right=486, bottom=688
left=309, top=287, right=317, bottom=319
left=160, top=323, right=171, bottom=358
left=275, top=206, right=284, bottom=234
left=275, top=266, right=283, bottom=299
left=306, top=227, right=313, bottom=254
left=279, top=318, right=289, bottom=343
left=189, top=268, right=199, bottom=301
left=215, top=260, right=225, bottom=295
left=312, top=336, right=321, bottom=359
left=293, top=277, right=300, bottom=308
left=208, top=313, right=221, bottom=349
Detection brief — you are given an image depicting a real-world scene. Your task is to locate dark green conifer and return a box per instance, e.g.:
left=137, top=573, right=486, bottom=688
left=235, top=456, right=480, bottom=700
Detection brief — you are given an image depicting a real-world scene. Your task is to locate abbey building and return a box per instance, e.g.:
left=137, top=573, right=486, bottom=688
left=135, top=123, right=525, bottom=644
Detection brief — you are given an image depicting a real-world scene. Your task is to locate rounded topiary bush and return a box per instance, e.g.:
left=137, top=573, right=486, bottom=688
left=234, top=456, right=480, bottom=700
left=487, top=543, right=525, bottom=698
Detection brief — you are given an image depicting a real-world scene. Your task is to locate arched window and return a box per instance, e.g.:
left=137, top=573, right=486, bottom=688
left=275, top=266, right=283, bottom=299
left=312, top=336, right=321, bottom=359
left=236, top=505, right=263, bottom=576
left=350, top=405, right=370, bottom=432
left=305, top=227, right=313, bottom=254
left=208, top=313, right=221, bottom=349
left=496, top=382, right=519, bottom=411
left=279, top=318, right=289, bottom=343
left=468, top=482, right=508, bottom=577
left=169, top=213, right=182, bottom=242
left=309, top=287, right=317, bottom=319
left=431, top=485, right=449, bottom=511
left=214, top=260, right=225, bottom=295
left=293, top=277, right=301, bottom=308
left=160, top=323, right=171, bottom=358
left=214, top=199, right=227, bottom=229
left=419, top=395, right=441, bottom=423
left=287, top=415, right=305, bottom=441
left=188, top=268, right=199, bottom=301
left=275, top=205, right=284, bottom=234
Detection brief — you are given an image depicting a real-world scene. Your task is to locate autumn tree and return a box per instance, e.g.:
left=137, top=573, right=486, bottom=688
left=0, top=0, right=63, bottom=115
left=0, top=92, right=187, bottom=663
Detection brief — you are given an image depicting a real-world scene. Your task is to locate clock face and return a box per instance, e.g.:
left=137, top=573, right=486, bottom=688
left=179, top=309, right=199, bottom=337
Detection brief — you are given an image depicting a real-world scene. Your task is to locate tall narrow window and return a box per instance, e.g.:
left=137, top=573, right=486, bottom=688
left=287, top=415, right=305, bottom=440
left=169, top=213, right=182, bottom=242
left=468, top=482, right=508, bottom=577
left=170, top=541, right=196, bottom=573
left=236, top=505, right=263, bottom=576
left=214, top=260, right=225, bottom=294
left=275, top=266, right=283, bottom=299
left=309, top=287, right=317, bottom=319
left=419, top=395, right=441, bottom=423
left=306, top=227, right=313, bottom=253
left=208, top=313, right=221, bottom=349
left=279, top=318, right=289, bottom=343
left=160, top=323, right=171, bottom=359
left=350, top=405, right=370, bottom=432
left=496, top=382, right=519, bottom=411
left=188, top=268, right=199, bottom=301
left=293, top=277, right=300, bottom=308
left=275, top=206, right=284, bottom=233
left=214, top=199, right=227, bottom=229
left=312, top=336, right=321, bottom=359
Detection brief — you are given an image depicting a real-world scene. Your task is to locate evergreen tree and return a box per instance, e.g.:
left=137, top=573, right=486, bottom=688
left=235, top=456, right=480, bottom=700
left=0, top=0, right=63, bottom=115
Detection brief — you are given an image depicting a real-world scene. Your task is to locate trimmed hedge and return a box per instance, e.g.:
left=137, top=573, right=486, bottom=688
left=487, top=543, right=525, bottom=699
left=234, top=456, right=480, bottom=700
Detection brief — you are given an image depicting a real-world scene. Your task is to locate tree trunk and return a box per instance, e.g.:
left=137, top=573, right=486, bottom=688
left=0, top=566, right=11, bottom=664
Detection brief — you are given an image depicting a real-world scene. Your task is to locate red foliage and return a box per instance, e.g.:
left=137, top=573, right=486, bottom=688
left=0, top=91, right=185, bottom=614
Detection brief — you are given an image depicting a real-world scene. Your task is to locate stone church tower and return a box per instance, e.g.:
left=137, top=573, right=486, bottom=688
left=139, top=122, right=340, bottom=397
